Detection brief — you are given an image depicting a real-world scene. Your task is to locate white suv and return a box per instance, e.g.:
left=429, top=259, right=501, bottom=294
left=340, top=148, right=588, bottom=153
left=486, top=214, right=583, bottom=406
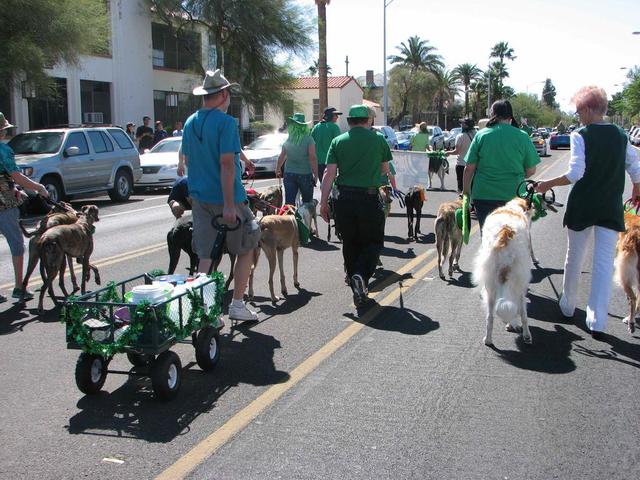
left=9, top=126, right=142, bottom=202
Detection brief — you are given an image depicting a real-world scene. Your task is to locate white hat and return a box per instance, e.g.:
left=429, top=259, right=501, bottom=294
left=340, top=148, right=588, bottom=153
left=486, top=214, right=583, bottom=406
left=193, top=69, right=239, bottom=96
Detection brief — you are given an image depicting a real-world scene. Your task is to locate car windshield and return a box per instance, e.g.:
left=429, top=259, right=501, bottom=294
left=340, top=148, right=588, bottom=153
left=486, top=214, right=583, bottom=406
left=247, top=135, right=285, bottom=150
left=8, top=132, right=64, bottom=154
left=150, top=139, right=181, bottom=153
left=396, top=132, right=413, bottom=141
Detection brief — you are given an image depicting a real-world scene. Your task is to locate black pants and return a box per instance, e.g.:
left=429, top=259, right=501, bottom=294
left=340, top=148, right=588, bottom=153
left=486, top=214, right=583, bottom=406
left=334, top=189, right=385, bottom=285
left=455, top=165, right=465, bottom=193
left=473, top=199, right=506, bottom=232
left=318, top=163, right=327, bottom=183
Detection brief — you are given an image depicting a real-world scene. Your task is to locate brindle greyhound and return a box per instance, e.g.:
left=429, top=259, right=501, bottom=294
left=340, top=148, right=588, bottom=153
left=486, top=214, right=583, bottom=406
left=29, top=205, right=101, bottom=313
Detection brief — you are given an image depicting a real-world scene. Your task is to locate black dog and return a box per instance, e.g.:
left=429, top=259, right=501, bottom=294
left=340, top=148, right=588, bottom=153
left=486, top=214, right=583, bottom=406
left=167, top=216, right=198, bottom=275
left=405, top=186, right=426, bottom=241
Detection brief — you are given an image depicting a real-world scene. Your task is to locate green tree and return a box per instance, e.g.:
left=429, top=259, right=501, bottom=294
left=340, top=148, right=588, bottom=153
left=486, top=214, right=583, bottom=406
left=307, top=60, right=332, bottom=76
left=432, top=69, right=460, bottom=127
left=0, top=0, right=109, bottom=96
left=149, top=0, right=313, bottom=109
left=452, top=63, right=483, bottom=116
left=489, top=41, right=516, bottom=98
left=490, top=41, right=517, bottom=63
left=316, top=0, right=330, bottom=114
left=388, top=65, right=436, bottom=127
left=542, top=79, right=558, bottom=108
left=388, top=35, right=444, bottom=74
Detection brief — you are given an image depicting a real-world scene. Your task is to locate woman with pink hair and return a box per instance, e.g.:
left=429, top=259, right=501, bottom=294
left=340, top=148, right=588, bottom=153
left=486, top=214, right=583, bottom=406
left=536, top=86, right=640, bottom=339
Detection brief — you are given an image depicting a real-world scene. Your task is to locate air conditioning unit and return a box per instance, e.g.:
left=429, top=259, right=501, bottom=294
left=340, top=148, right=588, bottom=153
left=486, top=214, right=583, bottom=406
left=83, top=112, right=104, bottom=124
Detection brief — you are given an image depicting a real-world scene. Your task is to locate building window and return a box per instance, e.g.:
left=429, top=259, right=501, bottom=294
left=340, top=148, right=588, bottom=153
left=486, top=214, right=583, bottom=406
left=312, top=98, right=321, bottom=123
left=151, top=23, right=201, bottom=72
left=28, top=78, right=68, bottom=130
left=81, top=80, right=111, bottom=124
left=253, top=103, right=264, bottom=122
left=153, top=90, right=201, bottom=133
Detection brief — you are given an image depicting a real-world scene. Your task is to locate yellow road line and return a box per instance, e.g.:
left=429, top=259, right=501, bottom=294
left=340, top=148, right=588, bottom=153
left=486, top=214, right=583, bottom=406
left=156, top=251, right=443, bottom=480
left=0, top=242, right=166, bottom=291
left=156, top=151, right=570, bottom=479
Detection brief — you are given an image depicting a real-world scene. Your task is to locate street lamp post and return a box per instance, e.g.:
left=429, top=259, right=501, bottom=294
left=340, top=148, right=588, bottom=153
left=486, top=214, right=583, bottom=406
left=382, top=0, right=396, bottom=126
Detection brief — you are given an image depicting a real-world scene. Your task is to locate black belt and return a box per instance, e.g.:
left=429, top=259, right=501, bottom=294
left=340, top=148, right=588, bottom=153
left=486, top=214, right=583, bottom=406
left=338, top=185, right=379, bottom=195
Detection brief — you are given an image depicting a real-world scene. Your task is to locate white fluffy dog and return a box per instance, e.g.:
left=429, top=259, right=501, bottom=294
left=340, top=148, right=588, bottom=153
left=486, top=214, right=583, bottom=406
left=473, top=198, right=534, bottom=346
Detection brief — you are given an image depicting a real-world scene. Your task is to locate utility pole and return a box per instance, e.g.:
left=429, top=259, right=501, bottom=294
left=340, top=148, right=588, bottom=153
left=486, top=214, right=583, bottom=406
left=487, top=67, right=491, bottom=117
left=383, top=0, right=395, bottom=126
left=345, top=55, right=349, bottom=76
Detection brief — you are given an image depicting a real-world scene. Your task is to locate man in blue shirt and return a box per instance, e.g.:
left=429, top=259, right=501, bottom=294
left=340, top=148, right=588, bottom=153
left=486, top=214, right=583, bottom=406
left=181, top=70, right=259, bottom=321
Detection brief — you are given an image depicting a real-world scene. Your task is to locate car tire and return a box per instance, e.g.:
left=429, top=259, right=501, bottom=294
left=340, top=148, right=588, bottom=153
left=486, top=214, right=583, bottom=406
left=108, top=168, right=133, bottom=202
left=40, top=175, right=64, bottom=204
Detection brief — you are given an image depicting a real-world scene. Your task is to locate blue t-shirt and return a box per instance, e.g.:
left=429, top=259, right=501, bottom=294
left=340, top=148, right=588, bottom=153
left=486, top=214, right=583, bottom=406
left=0, top=143, right=18, bottom=175
left=182, top=109, right=246, bottom=205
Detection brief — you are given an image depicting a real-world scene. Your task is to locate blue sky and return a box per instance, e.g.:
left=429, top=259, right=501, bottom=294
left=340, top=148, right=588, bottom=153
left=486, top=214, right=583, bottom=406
left=295, top=0, right=640, bottom=111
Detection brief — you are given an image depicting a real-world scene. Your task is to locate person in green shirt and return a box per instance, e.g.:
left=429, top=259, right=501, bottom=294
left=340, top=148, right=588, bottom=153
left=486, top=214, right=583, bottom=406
left=462, top=100, right=540, bottom=230
left=276, top=112, right=318, bottom=206
left=311, top=107, right=342, bottom=182
left=320, top=104, right=396, bottom=307
left=410, top=122, right=430, bottom=152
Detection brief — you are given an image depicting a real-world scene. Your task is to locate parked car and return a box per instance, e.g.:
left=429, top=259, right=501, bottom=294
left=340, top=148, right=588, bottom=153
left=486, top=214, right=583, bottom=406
left=137, top=137, right=182, bottom=189
left=396, top=131, right=416, bottom=150
left=427, top=125, right=445, bottom=150
left=243, top=132, right=288, bottom=175
left=444, top=127, right=462, bottom=149
left=531, top=134, right=548, bottom=156
left=373, top=126, right=399, bottom=150
left=549, top=131, right=571, bottom=150
left=9, top=126, right=142, bottom=203
left=534, top=128, right=550, bottom=139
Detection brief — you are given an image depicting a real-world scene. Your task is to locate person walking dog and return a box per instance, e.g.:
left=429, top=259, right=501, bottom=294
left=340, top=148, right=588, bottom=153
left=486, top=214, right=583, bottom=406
left=181, top=70, right=260, bottom=321
left=536, top=86, right=640, bottom=339
left=320, top=105, right=396, bottom=307
left=311, top=107, right=342, bottom=181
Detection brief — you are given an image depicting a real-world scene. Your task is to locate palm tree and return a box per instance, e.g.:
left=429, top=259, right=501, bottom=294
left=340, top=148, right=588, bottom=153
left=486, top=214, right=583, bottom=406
left=489, top=60, right=509, bottom=98
left=433, top=69, right=460, bottom=127
left=452, top=63, right=483, bottom=116
left=388, top=35, right=444, bottom=74
left=316, top=0, right=331, bottom=113
left=308, top=59, right=332, bottom=76
left=490, top=41, right=517, bottom=63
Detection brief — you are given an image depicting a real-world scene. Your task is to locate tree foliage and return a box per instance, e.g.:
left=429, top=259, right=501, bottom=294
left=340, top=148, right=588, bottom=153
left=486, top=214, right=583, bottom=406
left=388, top=66, right=437, bottom=126
left=452, top=63, right=483, bottom=116
left=542, top=78, right=558, bottom=108
left=0, top=0, right=109, bottom=95
left=509, top=93, right=573, bottom=128
left=148, top=0, right=314, bottom=110
left=388, top=35, right=444, bottom=74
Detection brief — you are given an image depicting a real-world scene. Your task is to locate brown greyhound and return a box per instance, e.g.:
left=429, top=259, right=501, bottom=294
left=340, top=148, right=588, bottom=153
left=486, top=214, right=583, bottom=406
left=248, top=214, right=299, bottom=303
left=20, top=202, right=81, bottom=294
left=30, top=205, right=100, bottom=313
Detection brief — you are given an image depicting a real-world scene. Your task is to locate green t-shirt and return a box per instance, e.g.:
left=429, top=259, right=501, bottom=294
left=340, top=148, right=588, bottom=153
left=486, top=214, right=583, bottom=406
left=283, top=134, right=315, bottom=174
left=464, top=123, right=540, bottom=201
left=311, top=121, right=341, bottom=165
left=411, top=132, right=430, bottom=151
left=327, top=127, right=392, bottom=188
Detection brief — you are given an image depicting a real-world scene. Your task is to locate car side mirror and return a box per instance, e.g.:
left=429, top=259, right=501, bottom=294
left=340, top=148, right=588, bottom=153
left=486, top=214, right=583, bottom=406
left=64, top=146, right=80, bottom=157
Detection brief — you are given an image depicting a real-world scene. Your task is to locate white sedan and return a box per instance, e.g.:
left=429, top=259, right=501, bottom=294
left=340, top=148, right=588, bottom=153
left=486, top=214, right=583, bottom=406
left=137, top=137, right=182, bottom=189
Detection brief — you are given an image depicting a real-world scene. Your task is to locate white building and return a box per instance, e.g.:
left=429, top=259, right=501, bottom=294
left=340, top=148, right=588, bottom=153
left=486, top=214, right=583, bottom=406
left=263, top=76, right=364, bottom=132
left=5, top=0, right=244, bottom=134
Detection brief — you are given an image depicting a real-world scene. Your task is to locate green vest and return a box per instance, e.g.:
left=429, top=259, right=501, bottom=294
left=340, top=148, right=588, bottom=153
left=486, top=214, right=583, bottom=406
left=563, top=124, right=627, bottom=232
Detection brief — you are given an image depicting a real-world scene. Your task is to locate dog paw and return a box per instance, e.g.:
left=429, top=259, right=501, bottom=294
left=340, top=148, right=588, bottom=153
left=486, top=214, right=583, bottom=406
left=483, top=336, right=493, bottom=346
left=523, top=334, right=533, bottom=344
left=294, top=282, right=300, bottom=289
left=505, top=323, right=522, bottom=333
left=439, top=271, right=445, bottom=280
left=622, top=316, right=630, bottom=325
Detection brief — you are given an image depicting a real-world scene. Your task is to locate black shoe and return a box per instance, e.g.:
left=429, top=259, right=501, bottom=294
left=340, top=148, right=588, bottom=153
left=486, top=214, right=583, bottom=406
left=591, top=330, right=605, bottom=341
left=351, top=274, right=368, bottom=306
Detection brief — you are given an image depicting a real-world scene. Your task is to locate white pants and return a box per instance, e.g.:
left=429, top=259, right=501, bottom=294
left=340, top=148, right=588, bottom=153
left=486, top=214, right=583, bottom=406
left=560, top=226, right=618, bottom=332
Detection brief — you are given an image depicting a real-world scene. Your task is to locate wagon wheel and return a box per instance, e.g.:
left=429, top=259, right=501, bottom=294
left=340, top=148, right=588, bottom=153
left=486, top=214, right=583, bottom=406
left=195, top=326, right=221, bottom=372
left=75, top=353, right=109, bottom=395
left=126, top=352, right=153, bottom=367
left=151, top=350, right=182, bottom=400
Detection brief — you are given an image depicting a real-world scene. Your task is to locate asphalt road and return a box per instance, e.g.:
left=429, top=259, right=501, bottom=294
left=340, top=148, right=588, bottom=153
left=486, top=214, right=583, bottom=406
left=0, top=148, right=638, bottom=480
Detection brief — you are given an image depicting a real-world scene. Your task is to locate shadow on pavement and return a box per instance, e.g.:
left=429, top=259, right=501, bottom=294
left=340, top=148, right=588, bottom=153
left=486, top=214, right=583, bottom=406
left=346, top=302, right=440, bottom=336
left=303, top=237, right=340, bottom=252
left=530, top=265, right=564, bottom=284
left=380, top=245, right=417, bottom=260
left=66, top=325, right=290, bottom=443
left=489, top=324, right=581, bottom=373
left=257, top=288, right=322, bottom=316
left=526, top=293, right=573, bottom=325
left=0, top=303, right=60, bottom=335
left=384, top=234, right=411, bottom=245
left=368, top=270, right=413, bottom=293
left=445, top=270, right=473, bottom=288
left=416, top=232, right=435, bottom=244
left=572, top=320, right=640, bottom=369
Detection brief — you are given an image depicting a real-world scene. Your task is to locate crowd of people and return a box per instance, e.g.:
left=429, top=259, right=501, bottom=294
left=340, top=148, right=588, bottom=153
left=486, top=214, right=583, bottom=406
left=2, top=68, right=639, bottom=342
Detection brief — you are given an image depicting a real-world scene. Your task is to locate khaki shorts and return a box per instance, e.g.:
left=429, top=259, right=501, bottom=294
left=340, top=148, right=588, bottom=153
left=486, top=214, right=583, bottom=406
left=191, top=200, right=260, bottom=259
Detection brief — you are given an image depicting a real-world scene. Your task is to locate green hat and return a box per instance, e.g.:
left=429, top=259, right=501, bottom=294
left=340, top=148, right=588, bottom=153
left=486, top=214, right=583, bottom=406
left=288, top=112, right=311, bottom=125
left=347, top=104, right=370, bottom=119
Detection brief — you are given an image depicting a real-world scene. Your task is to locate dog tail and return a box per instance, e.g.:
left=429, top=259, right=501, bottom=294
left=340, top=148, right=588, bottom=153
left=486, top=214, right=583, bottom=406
left=494, top=225, right=515, bottom=250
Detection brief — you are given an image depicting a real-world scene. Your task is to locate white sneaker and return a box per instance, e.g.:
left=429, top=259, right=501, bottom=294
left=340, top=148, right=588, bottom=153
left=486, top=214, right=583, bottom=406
left=559, top=295, right=574, bottom=318
left=229, top=301, right=258, bottom=322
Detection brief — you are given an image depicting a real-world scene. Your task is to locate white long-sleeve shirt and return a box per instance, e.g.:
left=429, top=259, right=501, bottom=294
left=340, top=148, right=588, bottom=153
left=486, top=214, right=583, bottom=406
left=565, top=125, right=640, bottom=184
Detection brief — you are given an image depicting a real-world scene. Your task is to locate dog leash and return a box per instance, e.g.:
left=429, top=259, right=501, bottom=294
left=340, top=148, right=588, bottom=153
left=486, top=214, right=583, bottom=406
left=516, top=180, right=561, bottom=221
left=391, top=188, right=406, bottom=209
left=207, top=214, right=241, bottom=274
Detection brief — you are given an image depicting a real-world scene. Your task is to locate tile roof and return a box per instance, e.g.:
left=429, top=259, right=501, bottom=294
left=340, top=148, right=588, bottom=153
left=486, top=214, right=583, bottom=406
left=292, top=76, right=361, bottom=90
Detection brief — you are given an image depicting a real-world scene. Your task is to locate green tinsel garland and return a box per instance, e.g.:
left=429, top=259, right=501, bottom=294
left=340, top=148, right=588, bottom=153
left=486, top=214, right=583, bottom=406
left=62, top=272, right=225, bottom=357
